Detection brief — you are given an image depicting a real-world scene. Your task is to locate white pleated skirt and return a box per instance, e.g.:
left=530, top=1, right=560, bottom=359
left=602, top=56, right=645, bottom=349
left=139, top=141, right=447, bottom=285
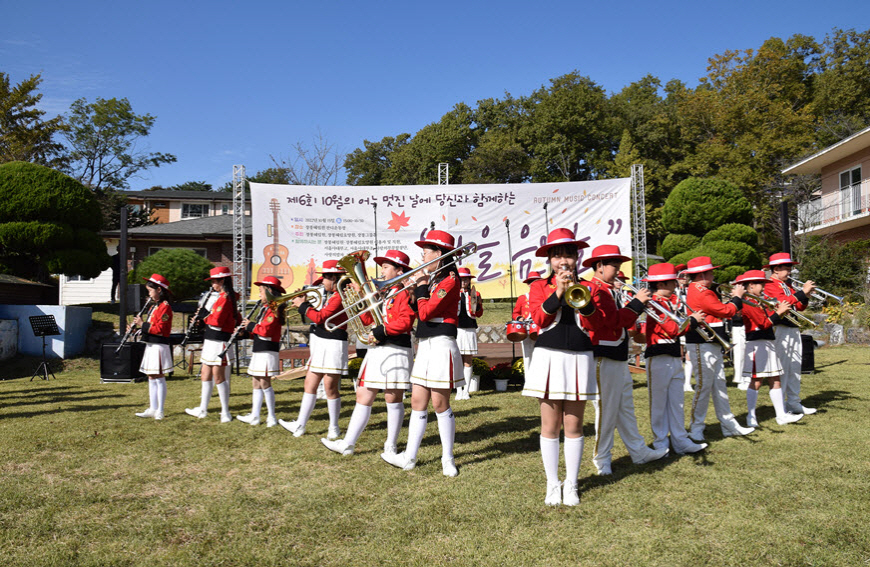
left=139, top=343, right=173, bottom=375
left=307, top=333, right=348, bottom=375
left=456, top=327, right=478, bottom=355
left=201, top=338, right=233, bottom=366
left=248, top=350, right=280, bottom=377
left=358, top=343, right=413, bottom=390
left=410, top=335, right=464, bottom=390
left=522, top=347, right=597, bottom=401
left=743, top=339, right=783, bottom=379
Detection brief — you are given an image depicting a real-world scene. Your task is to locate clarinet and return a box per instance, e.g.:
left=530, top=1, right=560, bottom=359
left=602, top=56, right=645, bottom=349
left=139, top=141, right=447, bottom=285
left=116, top=298, right=154, bottom=353
left=180, top=290, right=214, bottom=347
left=219, top=300, right=265, bottom=358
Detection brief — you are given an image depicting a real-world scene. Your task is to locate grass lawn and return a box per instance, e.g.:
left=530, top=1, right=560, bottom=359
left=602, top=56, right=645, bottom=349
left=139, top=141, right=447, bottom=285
left=1, top=346, right=868, bottom=566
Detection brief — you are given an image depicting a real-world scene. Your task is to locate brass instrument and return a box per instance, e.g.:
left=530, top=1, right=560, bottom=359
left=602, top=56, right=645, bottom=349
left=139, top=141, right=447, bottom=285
left=469, top=284, right=479, bottom=314
left=262, top=286, right=324, bottom=312
left=789, top=277, right=844, bottom=304
left=615, top=277, right=691, bottom=334
left=116, top=298, right=153, bottom=353
left=677, top=299, right=732, bottom=352
left=335, top=250, right=383, bottom=346
left=556, top=264, right=595, bottom=316
left=720, top=284, right=817, bottom=327
left=325, top=242, right=479, bottom=333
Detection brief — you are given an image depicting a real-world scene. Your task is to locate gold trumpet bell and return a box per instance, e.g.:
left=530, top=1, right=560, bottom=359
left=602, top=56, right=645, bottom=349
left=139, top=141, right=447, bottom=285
left=565, top=283, right=595, bottom=316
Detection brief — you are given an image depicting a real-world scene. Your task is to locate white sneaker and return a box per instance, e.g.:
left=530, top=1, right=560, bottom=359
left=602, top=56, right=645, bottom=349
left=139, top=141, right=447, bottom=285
left=738, top=382, right=750, bottom=391
left=747, top=415, right=759, bottom=428
left=675, top=441, right=707, bottom=455
left=383, top=442, right=398, bottom=456
left=441, top=457, right=458, bottom=477
left=562, top=480, right=580, bottom=506
left=596, top=464, right=612, bottom=476
left=185, top=407, right=207, bottom=419
left=545, top=481, right=562, bottom=506
left=321, top=438, right=354, bottom=456
left=278, top=419, right=306, bottom=437
left=265, top=416, right=278, bottom=428
left=327, top=425, right=341, bottom=440
left=381, top=451, right=416, bottom=471
left=776, top=413, right=803, bottom=425
left=236, top=413, right=260, bottom=425
left=634, top=447, right=669, bottom=465
left=723, top=424, right=755, bottom=437
left=684, top=384, right=695, bottom=393
left=135, top=408, right=156, bottom=418
left=799, top=405, right=817, bottom=415
left=154, top=411, right=164, bottom=421
left=220, top=411, right=233, bottom=423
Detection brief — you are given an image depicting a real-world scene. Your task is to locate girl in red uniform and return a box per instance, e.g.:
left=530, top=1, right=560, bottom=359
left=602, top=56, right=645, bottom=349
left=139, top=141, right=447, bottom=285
left=236, top=276, right=286, bottom=427
left=185, top=267, right=240, bottom=423
left=382, top=229, right=464, bottom=477
left=521, top=228, right=604, bottom=506
left=513, top=271, right=542, bottom=376
left=321, top=250, right=416, bottom=457
left=455, top=267, right=483, bottom=400
left=736, top=270, right=803, bottom=427
left=134, top=274, right=173, bottom=420
left=279, top=260, right=349, bottom=439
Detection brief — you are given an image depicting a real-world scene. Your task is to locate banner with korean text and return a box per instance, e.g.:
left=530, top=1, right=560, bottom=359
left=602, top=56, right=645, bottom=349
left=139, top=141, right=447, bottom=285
left=249, top=179, right=631, bottom=299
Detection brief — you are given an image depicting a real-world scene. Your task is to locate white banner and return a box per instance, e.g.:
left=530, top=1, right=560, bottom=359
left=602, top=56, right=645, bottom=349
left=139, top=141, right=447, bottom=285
left=250, top=179, right=631, bottom=299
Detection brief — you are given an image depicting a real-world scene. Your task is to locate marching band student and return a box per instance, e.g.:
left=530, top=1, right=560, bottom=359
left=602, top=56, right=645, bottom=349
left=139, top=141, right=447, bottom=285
left=321, top=250, right=416, bottom=457
left=134, top=274, right=173, bottom=420
left=735, top=270, right=803, bottom=427
left=236, top=276, right=286, bottom=427
left=583, top=245, right=667, bottom=476
left=764, top=252, right=817, bottom=416
left=683, top=257, right=755, bottom=440
left=185, top=267, right=240, bottom=423
left=675, top=264, right=695, bottom=393
left=521, top=228, right=604, bottom=506
left=382, top=229, right=464, bottom=477
left=641, top=264, right=707, bottom=454
left=513, top=271, right=542, bottom=374
left=455, top=267, right=483, bottom=400
left=731, top=312, right=749, bottom=391
left=278, top=260, right=349, bottom=439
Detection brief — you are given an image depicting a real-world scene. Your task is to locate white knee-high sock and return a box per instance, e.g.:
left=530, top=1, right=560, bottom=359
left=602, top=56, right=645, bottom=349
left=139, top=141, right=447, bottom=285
left=385, top=402, right=405, bottom=447
left=769, top=387, right=787, bottom=419
left=264, top=387, right=276, bottom=419
left=746, top=388, right=759, bottom=421
left=344, top=403, right=372, bottom=446
left=216, top=381, right=230, bottom=414
left=405, top=410, right=428, bottom=460
left=297, top=392, right=317, bottom=426
left=199, top=381, right=214, bottom=412
left=540, top=435, right=560, bottom=483
left=148, top=379, right=158, bottom=411
left=326, top=397, right=341, bottom=430
left=564, top=436, right=584, bottom=485
left=251, top=387, right=264, bottom=417
left=155, top=377, right=166, bottom=413
left=436, top=408, right=456, bottom=459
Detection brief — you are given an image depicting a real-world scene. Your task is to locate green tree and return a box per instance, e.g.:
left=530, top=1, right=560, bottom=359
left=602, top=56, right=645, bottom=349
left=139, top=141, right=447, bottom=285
left=0, top=161, right=110, bottom=281
left=167, top=181, right=212, bottom=191
left=0, top=72, right=67, bottom=168
left=701, top=223, right=759, bottom=248
left=661, top=178, right=753, bottom=235
left=344, top=134, right=410, bottom=186
left=129, top=248, right=213, bottom=300
left=64, top=97, right=177, bottom=190
left=661, top=233, right=701, bottom=260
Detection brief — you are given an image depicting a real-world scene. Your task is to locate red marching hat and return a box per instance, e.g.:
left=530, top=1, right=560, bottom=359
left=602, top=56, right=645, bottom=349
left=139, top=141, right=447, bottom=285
left=682, top=256, right=720, bottom=274
left=642, top=263, right=679, bottom=282
left=205, top=267, right=233, bottom=280
left=457, top=267, right=475, bottom=279
left=764, top=252, right=799, bottom=269
left=415, top=229, right=455, bottom=252
left=312, top=259, right=346, bottom=286
left=535, top=228, right=590, bottom=258
left=253, top=275, right=286, bottom=294
left=373, top=250, right=412, bottom=271
left=735, top=269, right=770, bottom=284
left=581, top=244, right=632, bottom=268
left=522, top=271, right=542, bottom=284
left=142, top=273, right=171, bottom=292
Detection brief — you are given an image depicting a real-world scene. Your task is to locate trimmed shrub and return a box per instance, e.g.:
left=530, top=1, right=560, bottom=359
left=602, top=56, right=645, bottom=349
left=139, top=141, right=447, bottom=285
left=129, top=249, right=213, bottom=300
left=661, top=233, right=701, bottom=261
left=661, top=177, right=752, bottom=235
left=702, top=223, right=758, bottom=248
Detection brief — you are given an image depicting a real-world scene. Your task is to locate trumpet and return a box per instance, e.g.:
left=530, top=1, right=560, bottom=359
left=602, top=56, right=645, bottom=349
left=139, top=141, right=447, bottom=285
left=789, top=277, right=844, bottom=304
left=325, top=242, right=478, bottom=333
left=554, top=264, right=595, bottom=315
left=720, top=284, right=818, bottom=327
left=615, top=277, right=691, bottom=334
left=677, top=299, right=732, bottom=353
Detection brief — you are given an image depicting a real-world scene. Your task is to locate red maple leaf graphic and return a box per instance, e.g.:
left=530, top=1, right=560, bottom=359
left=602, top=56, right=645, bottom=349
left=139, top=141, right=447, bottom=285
left=387, top=210, right=411, bottom=232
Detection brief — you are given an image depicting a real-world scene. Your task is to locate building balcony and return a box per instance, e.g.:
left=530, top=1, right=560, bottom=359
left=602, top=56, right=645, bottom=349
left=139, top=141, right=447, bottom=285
left=796, top=179, right=870, bottom=236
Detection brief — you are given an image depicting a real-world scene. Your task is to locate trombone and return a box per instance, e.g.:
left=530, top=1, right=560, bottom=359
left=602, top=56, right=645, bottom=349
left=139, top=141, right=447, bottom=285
left=676, top=299, right=732, bottom=353
left=789, top=277, right=844, bottom=304
left=615, top=277, right=691, bottom=334
left=324, top=243, right=478, bottom=334
left=719, top=284, right=818, bottom=327
left=262, top=286, right=323, bottom=312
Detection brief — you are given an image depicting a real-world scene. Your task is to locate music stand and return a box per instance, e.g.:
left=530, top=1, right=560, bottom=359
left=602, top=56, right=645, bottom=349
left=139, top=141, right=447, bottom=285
left=29, top=315, right=60, bottom=381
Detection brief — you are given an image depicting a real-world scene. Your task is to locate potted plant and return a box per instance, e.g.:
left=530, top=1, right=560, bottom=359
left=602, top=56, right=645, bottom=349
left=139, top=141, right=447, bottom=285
left=490, top=362, right=514, bottom=392
left=469, top=357, right=488, bottom=392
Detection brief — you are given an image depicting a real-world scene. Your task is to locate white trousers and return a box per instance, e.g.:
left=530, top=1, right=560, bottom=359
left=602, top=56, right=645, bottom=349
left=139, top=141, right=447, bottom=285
left=731, top=326, right=747, bottom=385
left=646, top=355, right=696, bottom=453
left=686, top=343, right=742, bottom=438
left=592, top=357, right=652, bottom=469
left=774, top=326, right=804, bottom=413
left=520, top=337, right=534, bottom=378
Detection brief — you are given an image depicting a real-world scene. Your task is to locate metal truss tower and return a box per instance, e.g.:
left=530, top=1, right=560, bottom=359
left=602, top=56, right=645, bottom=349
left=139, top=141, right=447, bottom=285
left=232, top=165, right=247, bottom=302
left=631, top=164, right=648, bottom=280
left=438, top=163, right=449, bottom=185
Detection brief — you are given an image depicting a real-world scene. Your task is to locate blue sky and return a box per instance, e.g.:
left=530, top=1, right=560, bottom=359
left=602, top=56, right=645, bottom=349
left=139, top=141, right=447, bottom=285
left=3, top=0, right=868, bottom=190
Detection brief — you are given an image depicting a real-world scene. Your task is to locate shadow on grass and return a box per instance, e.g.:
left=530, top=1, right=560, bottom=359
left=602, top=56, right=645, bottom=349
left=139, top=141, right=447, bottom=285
left=812, top=359, right=848, bottom=370
left=2, top=398, right=135, bottom=419
left=0, top=356, right=72, bottom=380
left=2, top=389, right=108, bottom=407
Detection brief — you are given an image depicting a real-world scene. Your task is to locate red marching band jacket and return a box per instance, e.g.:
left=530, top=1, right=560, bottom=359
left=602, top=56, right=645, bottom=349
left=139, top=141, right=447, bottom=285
left=512, top=293, right=531, bottom=321
left=359, top=286, right=416, bottom=348
left=583, top=277, right=645, bottom=361
left=741, top=301, right=784, bottom=341
left=685, top=282, right=742, bottom=344
left=142, top=300, right=172, bottom=344
left=643, top=295, right=693, bottom=358
left=203, top=292, right=238, bottom=340
left=299, top=291, right=348, bottom=341
left=763, top=279, right=808, bottom=329
left=412, top=273, right=460, bottom=339
left=248, top=306, right=283, bottom=352
left=529, top=274, right=605, bottom=352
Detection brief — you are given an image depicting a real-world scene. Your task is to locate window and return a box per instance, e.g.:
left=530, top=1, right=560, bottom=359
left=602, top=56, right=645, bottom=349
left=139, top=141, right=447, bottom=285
left=840, top=166, right=862, bottom=216
left=221, top=204, right=229, bottom=215
left=67, top=275, right=92, bottom=282
left=182, top=203, right=210, bottom=218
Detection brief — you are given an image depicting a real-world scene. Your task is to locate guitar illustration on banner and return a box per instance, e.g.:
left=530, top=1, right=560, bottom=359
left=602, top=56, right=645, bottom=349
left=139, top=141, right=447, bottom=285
left=256, top=198, right=292, bottom=288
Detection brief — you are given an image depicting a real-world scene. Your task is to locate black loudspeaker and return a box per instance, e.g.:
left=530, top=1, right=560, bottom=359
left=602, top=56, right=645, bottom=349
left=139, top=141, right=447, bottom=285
left=101, top=342, right=147, bottom=382
left=800, top=334, right=815, bottom=374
